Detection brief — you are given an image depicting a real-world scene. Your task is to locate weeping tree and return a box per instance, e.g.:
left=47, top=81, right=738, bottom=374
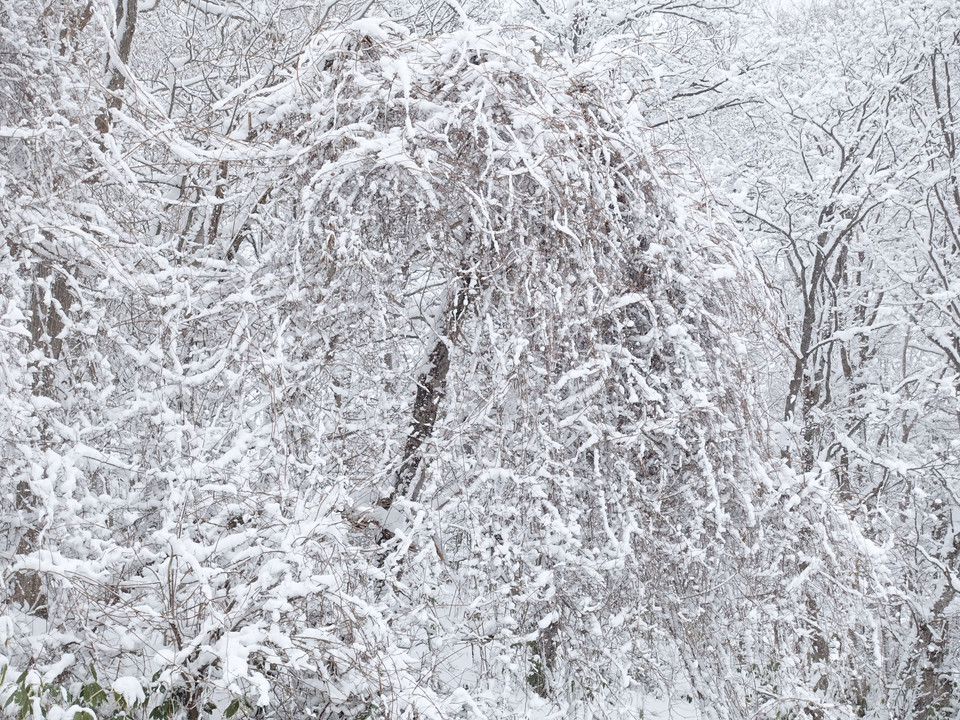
left=239, top=21, right=805, bottom=717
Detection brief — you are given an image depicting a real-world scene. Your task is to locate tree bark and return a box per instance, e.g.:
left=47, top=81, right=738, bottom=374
left=95, top=0, right=138, bottom=135
left=377, top=272, right=472, bottom=532
left=12, top=261, right=73, bottom=617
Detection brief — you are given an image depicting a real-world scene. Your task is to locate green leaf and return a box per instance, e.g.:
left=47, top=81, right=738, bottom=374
left=224, top=699, right=240, bottom=718
left=150, top=699, right=173, bottom=720
left=10, top=686, right=30, bottom=720
left=80, top=682, right=107, bottom=707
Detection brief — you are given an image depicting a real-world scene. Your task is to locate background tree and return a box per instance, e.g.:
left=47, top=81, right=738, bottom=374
left=663, top=0, right=960, bottom=715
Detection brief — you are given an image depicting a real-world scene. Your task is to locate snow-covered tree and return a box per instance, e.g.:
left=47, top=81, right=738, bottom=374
left=666, top=0, right=960, bottom=715
left=241, top=21, right=786, bottom=716
left=0, top=2, right=806, bottom=716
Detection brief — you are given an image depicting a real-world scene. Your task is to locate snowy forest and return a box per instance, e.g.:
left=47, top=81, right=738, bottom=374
left=1, top=0, right=959, bottom=717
